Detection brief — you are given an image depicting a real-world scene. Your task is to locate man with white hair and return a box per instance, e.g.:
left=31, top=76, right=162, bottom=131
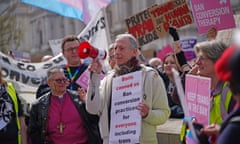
left=86, top=33, right=170, bottom=144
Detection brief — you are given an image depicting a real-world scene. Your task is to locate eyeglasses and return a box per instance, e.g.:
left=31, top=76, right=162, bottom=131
left=196, top=56, right=209, bottom=62
left=50, top=78, right=69, bottom=83
left=64, top=47, right=78, bottom=53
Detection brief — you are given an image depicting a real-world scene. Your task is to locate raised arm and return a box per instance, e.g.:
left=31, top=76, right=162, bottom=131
left=169, top=27, right=191, bottom=72
left=86, top=58, right=104, bottom=115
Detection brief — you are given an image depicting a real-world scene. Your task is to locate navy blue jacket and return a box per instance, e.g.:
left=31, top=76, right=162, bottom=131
left=217, top=106, right=240, bottom=144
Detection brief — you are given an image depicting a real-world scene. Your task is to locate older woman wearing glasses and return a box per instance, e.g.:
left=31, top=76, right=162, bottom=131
left=29, top=66, right=102, bottom=144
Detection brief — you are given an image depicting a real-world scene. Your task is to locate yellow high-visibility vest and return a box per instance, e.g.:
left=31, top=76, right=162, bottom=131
left=7, top=82, right=22, bottom=144
left=210, top=82, right=233, bottom=124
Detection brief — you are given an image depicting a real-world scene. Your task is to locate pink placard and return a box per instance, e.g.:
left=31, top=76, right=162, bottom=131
left=76, top=69, right=105, bottom=90
left=185, top=74, right=211, bottom=125
left=186, top=135, right=197, bottom=144
left=157, top=44, right=174, bottom=60
left=190, top=0, right=235, bottom=34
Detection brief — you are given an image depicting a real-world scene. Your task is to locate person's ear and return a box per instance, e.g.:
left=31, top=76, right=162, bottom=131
left=133, top=48, right=138, bottom=56
left=46, top=79, right=51, bottom=86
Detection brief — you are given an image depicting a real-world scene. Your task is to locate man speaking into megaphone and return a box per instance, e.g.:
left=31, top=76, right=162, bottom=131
left=85, top=33, right=170, bottom=144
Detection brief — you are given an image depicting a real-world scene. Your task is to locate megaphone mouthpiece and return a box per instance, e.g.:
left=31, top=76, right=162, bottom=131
left=83, top=48, right=88, bottom=53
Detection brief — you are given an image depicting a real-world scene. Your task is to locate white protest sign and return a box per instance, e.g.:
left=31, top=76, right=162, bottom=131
left=109, top=71, right=142, bottom=144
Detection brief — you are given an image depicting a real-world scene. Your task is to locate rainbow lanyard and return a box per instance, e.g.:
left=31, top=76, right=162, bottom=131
left=66, top=64, right=81, bottom=90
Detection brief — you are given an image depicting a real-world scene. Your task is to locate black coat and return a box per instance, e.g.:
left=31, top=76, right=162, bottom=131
left=29, top=90, right=102, bottom=144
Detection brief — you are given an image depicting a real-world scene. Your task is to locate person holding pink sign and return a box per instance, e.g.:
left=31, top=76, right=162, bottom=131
left=193, top=40, right=236, bottom=124
left=180, top=40, right=235, bottom=144
left=86, top=33, right=170, bottom=144
left=61, top=35, right=89, bottom=91
left=201, top=44, right=240, bottom=144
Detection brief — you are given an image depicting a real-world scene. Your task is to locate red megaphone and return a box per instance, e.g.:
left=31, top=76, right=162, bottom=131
left=78, top=41, right=107, bottom=60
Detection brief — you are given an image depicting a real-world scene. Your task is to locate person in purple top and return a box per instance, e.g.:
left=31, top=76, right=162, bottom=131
left=29, top=66, right=102, bottom=144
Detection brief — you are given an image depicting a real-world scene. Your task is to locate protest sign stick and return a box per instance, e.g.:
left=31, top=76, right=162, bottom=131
left=172, top=68, right=188, bottom=116
left=172, top=68, right=199, bottom=144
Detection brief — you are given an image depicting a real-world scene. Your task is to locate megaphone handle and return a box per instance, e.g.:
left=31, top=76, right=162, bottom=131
left=90, top=71, right=93, bottom=78
left=89, top=73, right=95, bottom=101
left=99, top=60, right=110, bottom=74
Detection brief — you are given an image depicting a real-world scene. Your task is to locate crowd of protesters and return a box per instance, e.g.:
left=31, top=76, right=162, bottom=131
left=1, top=26, right=240, bottom=144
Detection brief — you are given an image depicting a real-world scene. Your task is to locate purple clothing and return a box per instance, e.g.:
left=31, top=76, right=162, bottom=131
left=47, top=93, right=88, bottom=144
left=216, top=105, right=240, bottom=144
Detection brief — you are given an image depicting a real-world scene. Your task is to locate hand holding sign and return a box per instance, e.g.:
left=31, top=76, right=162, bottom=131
left=137, top=102, right=149, bottom=118
left=77, top=87, right=86, bottom=103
